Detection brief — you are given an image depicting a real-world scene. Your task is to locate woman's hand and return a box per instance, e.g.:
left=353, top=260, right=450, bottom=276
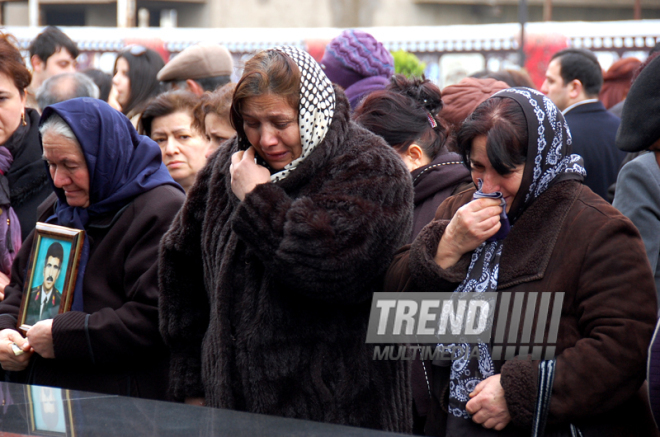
left=0, top=271, right=10, bottom=300
left=26, top=319, right=55, bottom=359
left=435, top=198, right=502, bottom=269
left=230, top=147, right=271, bottom=201
left=466, top=374, right=511, bottom=430
left=184, top=397, right=205, bottom=407
left=0, top=329, right=33, bottom=371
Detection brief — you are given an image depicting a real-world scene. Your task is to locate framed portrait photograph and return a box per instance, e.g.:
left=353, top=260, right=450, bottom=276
left=17, top=223, right=85, bottom=332
left=27, top=385, right=76, bottom=436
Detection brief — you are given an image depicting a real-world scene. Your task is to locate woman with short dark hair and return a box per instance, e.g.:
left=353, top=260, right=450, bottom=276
left=192, top=83, right=237, bottom=156
left=159, top=47, right=413, bottom=432
left=386, top=88, right=658, bottom=436
left=139, top=90, right=209, bottom=192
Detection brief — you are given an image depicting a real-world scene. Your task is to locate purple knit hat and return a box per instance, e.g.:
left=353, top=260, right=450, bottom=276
left=321, top=30, right=394, bottom=90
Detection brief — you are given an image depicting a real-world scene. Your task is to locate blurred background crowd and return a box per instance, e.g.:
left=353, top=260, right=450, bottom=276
left=0, top=8, right=658, bottom=435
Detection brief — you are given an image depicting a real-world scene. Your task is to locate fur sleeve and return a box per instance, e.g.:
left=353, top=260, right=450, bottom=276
left=158, top=159, right=216, bottom=401
left=231, top=140, right=414, bottom=305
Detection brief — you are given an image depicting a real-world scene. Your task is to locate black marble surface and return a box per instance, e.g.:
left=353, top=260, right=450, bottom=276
left=0, top=381, right=409, bottom=436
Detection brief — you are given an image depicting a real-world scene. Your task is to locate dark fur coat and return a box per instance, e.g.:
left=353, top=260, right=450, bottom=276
left=159, top=88, right=414, bottom=432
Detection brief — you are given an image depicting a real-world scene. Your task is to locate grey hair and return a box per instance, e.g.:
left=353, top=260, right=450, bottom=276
left=36, top=72, right=100, bottom=112
left=39, top=113, right=79, bottom=146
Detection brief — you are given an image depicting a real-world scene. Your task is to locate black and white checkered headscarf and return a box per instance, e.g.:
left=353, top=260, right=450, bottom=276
left=270, top=46, right=336, bottom=182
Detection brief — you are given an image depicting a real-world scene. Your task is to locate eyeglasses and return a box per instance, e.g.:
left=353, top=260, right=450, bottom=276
left=123, top=45, right=147, bottom=56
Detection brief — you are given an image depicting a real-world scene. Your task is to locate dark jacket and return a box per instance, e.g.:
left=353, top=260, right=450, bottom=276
left=386, top=181, right=658, bottom=436
left=564, top=101, right=625, bottom=201
left=159, top=88, right=414, bottom=432
left=409, top=151, right=471, bottom=431
left=613, top=152, right=660, bottom=299
left=410, top=152, right=471, bottom=243
left=3, top=108, right=51, bottom=241
left=24, top=286, right=62, bottom=326
left=0, top=184, right=185, bottom=400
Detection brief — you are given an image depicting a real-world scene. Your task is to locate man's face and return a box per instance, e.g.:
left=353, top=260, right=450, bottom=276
left=43, top=255, right=62, bottom=292
left=540, top=58, right=571, bottom=111
left=33, top=48, right=76, bottom=85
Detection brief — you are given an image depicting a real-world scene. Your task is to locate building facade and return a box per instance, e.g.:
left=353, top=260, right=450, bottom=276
left=2, top=0, right=660, bottom=28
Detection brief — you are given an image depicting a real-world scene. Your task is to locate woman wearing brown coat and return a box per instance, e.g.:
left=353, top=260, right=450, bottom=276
left=386, top=88, right=658, bottom=436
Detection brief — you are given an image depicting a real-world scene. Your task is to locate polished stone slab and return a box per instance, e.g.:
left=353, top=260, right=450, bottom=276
left=0, top=381, right=408, bottom=436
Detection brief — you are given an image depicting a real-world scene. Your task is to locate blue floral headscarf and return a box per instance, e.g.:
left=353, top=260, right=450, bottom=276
left=445, top=88, right=586, bottom=424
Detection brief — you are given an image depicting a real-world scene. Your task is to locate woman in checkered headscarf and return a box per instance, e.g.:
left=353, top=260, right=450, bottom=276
left=159, top=47, right=414, bottom=432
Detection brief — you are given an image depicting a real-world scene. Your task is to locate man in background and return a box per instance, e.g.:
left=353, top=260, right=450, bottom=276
left=27, top=26, right=79, bottom=111
left=37, top=72, right=99, bottom=112
left=541, top=48, right=625, bottom=200
left=157, top=43, right=233, bottom=96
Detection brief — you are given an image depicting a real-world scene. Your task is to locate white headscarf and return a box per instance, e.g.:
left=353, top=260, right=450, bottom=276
left=270, top=46, right=336, bottom=182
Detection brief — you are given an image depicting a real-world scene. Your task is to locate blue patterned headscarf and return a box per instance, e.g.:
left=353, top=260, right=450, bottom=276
left=444, top=88, right=586, bottom=422
left=40, top=98, right=182, bottom=311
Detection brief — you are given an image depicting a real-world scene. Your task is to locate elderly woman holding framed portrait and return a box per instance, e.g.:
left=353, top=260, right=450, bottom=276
left=385, top=88, right=658, bottom=436
left=159, top=47, right=413, bottom=431
left=0, top=98, right=184, bottom=399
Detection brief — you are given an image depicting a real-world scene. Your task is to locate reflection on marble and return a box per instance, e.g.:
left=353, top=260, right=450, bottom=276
left=0, top=381, right=408, bottom=437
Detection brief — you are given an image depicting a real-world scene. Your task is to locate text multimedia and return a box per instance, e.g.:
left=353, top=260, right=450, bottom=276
left=372, top=345, right=481, bottom=361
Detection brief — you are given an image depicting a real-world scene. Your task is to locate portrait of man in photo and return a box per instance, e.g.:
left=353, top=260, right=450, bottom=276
left=24, top=242, right=64, bottom=326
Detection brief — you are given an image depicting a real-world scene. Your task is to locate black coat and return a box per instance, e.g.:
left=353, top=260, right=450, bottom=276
left=564, top=101, right=625, bottom=201
left=0, top=185, right=185, bottom=400
left=24, top=286, right=62, bottom=326
left=410, top=152, right=471, bottom=243
left=159, top=88, right=414, bottom=432
left=3, top=108, right=52, bottom=241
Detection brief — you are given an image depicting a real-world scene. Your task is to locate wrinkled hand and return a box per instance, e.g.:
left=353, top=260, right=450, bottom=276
left=435, top=198, right=502, bottom=268
left=0, top=271, right=10, bottom=300
left=230, top=147, right=271, bottom=201
left=0, top=329, right=33, bottom=371
left=466, top=374, right=511, bottom=430
left=26, top=319, right=55, bottom=359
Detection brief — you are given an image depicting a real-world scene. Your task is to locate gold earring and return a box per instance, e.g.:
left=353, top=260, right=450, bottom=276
left=21, top=112, right=26, bottom=126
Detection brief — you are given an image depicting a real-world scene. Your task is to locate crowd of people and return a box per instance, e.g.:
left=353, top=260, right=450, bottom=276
left=0, top=24, right=656, bottom=437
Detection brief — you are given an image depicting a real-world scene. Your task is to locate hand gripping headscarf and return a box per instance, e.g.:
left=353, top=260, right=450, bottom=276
left=267, top=46, right=336, bottom=183
left=40, top=98, right=183, bottom=312
left=443, top=88, right=586, bottom=422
